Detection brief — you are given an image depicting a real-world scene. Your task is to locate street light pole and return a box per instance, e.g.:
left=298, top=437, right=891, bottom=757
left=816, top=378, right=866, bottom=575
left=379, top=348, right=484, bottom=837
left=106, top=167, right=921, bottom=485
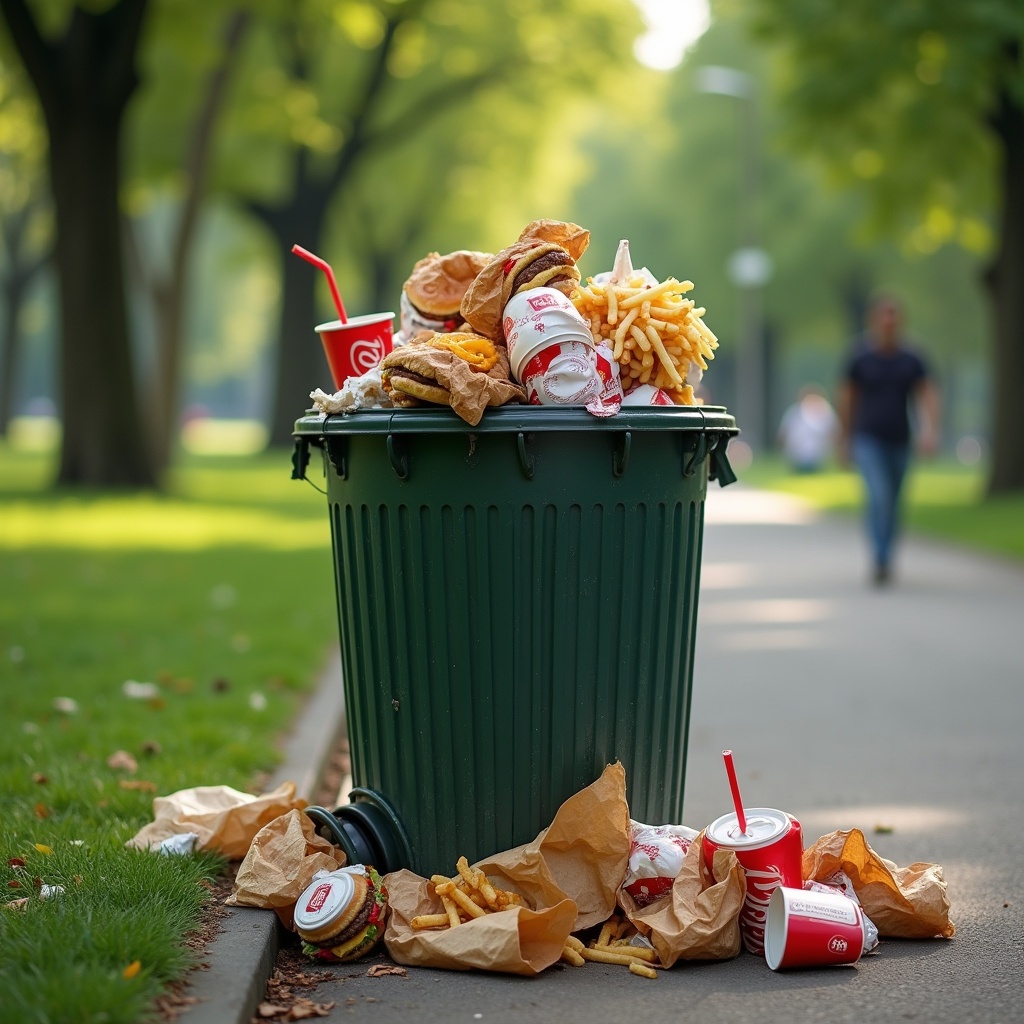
left=696, top=65, right=771, bottom=452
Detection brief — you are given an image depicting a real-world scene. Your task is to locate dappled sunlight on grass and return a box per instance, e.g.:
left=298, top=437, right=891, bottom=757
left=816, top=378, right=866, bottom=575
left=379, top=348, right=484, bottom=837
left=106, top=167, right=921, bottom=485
left=1, top=496, right=329, bottom=551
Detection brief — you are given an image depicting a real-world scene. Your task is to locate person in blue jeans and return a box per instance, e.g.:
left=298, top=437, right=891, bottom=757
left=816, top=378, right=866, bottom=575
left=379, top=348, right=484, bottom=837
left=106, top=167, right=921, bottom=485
left=838, top=297, right=940, bottom=585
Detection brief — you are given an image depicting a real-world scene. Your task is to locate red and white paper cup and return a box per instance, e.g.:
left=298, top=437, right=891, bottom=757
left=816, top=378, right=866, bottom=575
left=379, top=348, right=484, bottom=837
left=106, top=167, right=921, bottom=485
left=702, top=808, right=804, bottom=956
left=316, top=312, right=394, bottom=390
left=764, top=885, right=869, bottom=971
left=504, top=287, right=592, bottom=377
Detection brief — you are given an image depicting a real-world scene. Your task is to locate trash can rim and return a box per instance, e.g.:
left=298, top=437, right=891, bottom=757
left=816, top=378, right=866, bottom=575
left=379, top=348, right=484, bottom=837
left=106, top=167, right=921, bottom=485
left=293, top=405, right=738, bottom=438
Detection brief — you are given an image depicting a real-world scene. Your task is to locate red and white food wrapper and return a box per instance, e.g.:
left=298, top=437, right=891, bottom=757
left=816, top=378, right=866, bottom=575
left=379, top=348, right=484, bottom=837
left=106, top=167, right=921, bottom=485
left=804, top=873, right=879, bottom=953
left=623, top=820, right=700, bottom=906
left=622, top=384, right=674, bottom=407
left=520, top=339, right=622, bottom=417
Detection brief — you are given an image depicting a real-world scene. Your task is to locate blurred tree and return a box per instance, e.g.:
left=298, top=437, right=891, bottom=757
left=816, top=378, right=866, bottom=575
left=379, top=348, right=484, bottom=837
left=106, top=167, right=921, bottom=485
left=0, top=53, right=50, bottom=435
left=0, top=0, right=156, bottom=486
left=216, top=0, right=641, bottom=446
left=125, top=5, right=251, bottom=473
left=750, top=0, right=1024, bottom=495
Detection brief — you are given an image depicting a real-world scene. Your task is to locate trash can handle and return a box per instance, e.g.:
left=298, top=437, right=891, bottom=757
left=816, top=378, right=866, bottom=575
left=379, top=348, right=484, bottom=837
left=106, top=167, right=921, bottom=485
left=387, top=434, right=409, bottom=480
left=516, top=432, right=535, bottom=479
left=291, top=437, right=310, bottom=481
left=613, top=431, right=632, bottom=478
left=682, top=433, right=707, bottom=478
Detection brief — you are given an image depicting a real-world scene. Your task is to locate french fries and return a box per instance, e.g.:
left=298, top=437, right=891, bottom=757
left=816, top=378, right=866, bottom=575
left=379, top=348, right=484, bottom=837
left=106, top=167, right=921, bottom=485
left=571, top=912, right=662, bottom=978
left=572, top=274, right=718, bottom=405
left=410, top=857, right=524, bottom=930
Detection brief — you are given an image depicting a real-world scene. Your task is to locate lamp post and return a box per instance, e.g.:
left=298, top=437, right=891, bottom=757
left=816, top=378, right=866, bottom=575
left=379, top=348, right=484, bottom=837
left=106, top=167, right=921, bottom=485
left=696, top=65, right=772, bottom=452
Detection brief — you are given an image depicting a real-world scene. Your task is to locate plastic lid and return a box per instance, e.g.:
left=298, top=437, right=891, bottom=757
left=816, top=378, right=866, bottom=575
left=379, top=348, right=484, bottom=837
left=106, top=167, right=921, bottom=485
left=293, top=870, right=356, bottom=932
left=706, top=807, right=790, bottom=851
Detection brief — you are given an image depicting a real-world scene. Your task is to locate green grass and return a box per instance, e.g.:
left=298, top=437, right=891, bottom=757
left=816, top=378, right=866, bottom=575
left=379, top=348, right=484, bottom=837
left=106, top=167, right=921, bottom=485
left=738, top=455, right=1024, bottom=561
left=1, top=440, right=338, bottom=1022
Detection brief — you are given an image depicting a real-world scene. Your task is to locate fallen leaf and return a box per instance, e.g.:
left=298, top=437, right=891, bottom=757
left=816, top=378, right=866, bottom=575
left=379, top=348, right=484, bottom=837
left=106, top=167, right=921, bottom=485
left=119, top=779, right=157, bottom=793
left=366, top=964, right=406, bottom=977
left=287, top=999, right=335, bottom=1020
left=32, top=773, right=48, bottom=785
left=211, top=677, right=231, bottom=693
left=873, top=824, right=894, bottom=834
left=122, top=960, right=142, bottom=980
left=4, top=897, right=29, bottom=910
left=106, top=751, right=138, bottom=772
left=34, top=844, right=52, bottom=855
left=140, top=740, right=162, bottom=756
left=34, top=803, right=50, bottom=819
left=146, top=697, right=167, bottom=711
left=7, top=880, right=21, bottom=889
left=257, top=1004, right=289, bottom=1018
left=7, top=858, right=26, bottom=868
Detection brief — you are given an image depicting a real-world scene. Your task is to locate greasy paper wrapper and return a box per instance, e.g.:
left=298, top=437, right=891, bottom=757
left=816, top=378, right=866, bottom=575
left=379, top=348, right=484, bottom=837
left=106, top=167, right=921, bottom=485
left=226, top=809, right=347, bottom=929
left=126, top=782, right=305, bottom=860
left=381, top=343, right=525, bottom=426
left=618, top=835, right=746, bottom=966
left=383, top=762, right=631, bottom=974
left=803, top=829, right=955, bottom=939
left=461, top=219, right=590, bottom=341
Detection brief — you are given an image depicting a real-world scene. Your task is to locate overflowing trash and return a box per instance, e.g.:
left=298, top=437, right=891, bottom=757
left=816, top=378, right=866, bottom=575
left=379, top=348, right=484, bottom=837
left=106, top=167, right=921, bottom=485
left=211, top=757, right=954, bottom=977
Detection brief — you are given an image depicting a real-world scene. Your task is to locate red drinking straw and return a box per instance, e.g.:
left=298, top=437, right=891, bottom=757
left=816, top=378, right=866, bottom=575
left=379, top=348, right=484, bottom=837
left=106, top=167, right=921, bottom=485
left=291, top=244, right=348, bottom=324
left=722, top=749, right=749, bottom=835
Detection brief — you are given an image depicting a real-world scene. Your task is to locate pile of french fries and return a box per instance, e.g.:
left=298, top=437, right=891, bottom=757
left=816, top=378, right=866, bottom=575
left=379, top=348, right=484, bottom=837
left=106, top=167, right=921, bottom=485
left=411, top=856, right=523, bottom=930
left=412, top=861, right=660, bottom=979
left=560, top=911, right=661, bottom=979
left=572, top=275, right=718, bottom=404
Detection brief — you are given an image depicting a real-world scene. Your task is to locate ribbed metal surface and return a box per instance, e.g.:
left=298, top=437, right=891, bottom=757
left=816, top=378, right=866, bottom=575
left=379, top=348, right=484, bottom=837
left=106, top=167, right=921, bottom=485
left=323, top=422, right=713, bottom=876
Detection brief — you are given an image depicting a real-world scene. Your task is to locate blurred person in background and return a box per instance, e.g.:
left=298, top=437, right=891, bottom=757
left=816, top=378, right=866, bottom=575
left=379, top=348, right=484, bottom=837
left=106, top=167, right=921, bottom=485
left=777, top=384, right=838, bottom=473
left=838, top=295, right=941, bottom=586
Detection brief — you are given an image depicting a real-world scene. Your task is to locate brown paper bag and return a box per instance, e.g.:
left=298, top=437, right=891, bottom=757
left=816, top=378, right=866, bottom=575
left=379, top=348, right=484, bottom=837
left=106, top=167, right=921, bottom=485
left=126, top=782, right=306, bottom=859
left=226, top=809, right=347, bottom=929
left=618, top=835, right=745, bottom=966
left=803, top=829, right=955, bottom=939
left=383, top=762, right=631, bottom=973
left=385, top=870, right=578, bottom=975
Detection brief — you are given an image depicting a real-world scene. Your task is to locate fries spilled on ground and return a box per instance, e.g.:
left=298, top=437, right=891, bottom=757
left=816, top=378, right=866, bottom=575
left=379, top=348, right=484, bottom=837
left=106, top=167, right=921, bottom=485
left=572, top=274, right=718, bottom=405
left=561, top=912, right=662, bottom=977
left=410, top=856, right=523, bottom=931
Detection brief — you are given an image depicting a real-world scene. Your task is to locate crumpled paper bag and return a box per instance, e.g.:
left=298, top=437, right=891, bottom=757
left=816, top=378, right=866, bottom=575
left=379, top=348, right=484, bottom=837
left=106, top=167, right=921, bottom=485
left=617, top=835, right=745, bottom=966
left=460, top=219, right=590, bottom=341
left=803, top=829, right=955, bottom=939
left=226, top=809, right=347, bottom=929
left=126, top=782, right=305, bottom=860
left=383, top=762, right=631, bottom=974
left=380, top=343, right=525, bottom=426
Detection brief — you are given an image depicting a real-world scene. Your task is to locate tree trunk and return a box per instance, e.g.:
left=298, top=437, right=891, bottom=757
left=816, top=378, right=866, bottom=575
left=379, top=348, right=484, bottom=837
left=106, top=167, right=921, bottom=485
left=142, top=9, right=251, bottom=474
left=985, top=79, right=1024, bottom=495
left=1, top=0, right=155, bottom=487
left=255, top=178, right=335, bottom=447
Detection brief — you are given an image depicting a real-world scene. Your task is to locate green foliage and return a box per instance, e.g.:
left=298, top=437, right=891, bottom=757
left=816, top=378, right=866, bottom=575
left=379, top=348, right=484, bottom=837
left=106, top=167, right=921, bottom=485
left=749, top=0, right=1024, bottom=246
left=0, top=442, right=338, bottom=1018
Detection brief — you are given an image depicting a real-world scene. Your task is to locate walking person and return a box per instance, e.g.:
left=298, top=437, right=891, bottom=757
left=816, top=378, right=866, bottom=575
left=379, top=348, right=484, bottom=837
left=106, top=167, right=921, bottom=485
left=837, top=296, right=940, bottom=585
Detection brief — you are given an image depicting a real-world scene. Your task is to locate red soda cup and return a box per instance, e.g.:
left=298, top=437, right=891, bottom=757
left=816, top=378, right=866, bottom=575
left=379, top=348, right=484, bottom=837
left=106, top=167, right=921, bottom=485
left=702, top=807, right=803, bottom=956
left=315, top=313, right=394, bottom=390
left=764, top=885, right=869, bottom=970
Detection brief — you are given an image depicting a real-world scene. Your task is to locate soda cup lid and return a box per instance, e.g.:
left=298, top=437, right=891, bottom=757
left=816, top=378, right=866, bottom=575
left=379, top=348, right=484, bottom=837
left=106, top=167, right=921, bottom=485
left=293, top=870, right=356, bottom=932
left=706, top=807, right=791, bottom=851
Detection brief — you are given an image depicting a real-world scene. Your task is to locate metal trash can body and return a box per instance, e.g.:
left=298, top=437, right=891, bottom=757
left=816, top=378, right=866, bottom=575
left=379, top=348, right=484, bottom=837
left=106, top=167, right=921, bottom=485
left=293, top=406, right=737, bottom=876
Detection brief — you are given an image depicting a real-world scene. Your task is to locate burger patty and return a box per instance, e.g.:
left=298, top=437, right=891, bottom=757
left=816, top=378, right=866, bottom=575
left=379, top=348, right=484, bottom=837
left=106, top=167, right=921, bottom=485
left=317, top=890, right=373, bottom=948
left=383, top=368, right=438, bottom=390
left=510, top=249, right=573, bottom=294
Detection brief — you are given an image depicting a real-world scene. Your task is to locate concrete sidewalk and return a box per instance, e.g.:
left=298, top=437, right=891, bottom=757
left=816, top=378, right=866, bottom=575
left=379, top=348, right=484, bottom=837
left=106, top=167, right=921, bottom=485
left=184, top=485, right=1024, bottom=1023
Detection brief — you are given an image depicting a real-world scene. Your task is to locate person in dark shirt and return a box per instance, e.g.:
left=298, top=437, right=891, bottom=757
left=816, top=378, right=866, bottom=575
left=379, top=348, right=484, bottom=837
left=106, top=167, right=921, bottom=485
left=838, top=296, right=940, bottom=584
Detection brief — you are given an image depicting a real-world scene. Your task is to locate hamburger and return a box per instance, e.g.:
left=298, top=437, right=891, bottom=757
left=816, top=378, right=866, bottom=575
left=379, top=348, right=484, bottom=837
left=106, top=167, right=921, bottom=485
left=294, top=866, right=388, bottom=963
left=401, top=249, right=492, bottom=338
left=460, top=219, right=590, bottom=341
left=381, top=332, right=497, bottom=409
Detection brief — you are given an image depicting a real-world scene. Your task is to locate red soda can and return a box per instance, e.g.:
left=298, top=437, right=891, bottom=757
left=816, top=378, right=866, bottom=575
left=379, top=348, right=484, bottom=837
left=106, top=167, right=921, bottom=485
left=702, top=808, right=803, bottom=956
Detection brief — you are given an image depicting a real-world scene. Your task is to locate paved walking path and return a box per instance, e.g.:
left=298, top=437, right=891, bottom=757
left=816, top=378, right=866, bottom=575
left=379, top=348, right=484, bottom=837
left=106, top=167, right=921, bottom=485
left=188, top=484, right=1024, bottom=1024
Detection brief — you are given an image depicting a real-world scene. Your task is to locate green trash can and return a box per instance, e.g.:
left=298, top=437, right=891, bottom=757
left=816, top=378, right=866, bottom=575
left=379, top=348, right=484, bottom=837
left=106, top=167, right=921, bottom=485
left=293, top=405, right=738, bottom=877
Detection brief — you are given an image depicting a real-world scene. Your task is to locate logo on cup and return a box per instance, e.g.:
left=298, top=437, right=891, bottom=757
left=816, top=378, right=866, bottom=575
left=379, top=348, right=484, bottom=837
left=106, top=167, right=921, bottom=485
left=502, top=316, right=514, bottom=337
left=351, top=337, right=386, bottom=373
left=828, top=936, right=849, bottom=954
left=526, top=292, right=562, bottom=311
